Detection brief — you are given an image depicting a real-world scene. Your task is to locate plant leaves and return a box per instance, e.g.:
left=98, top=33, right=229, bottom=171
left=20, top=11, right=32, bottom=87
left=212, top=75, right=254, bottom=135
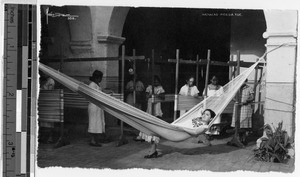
left=283, top=132, right=289, bottom=147
left=254, top=121, right=291, bottom=163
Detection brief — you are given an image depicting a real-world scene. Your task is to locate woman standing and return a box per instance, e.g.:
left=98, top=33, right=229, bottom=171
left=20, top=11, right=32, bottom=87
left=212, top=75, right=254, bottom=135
left=40, top=74, right=56, bottom=143
left=125, top=68, right=145, bottom=110
left=88, top=70, right=106, bottom=147
left=231, top=79, right=254, bottom=145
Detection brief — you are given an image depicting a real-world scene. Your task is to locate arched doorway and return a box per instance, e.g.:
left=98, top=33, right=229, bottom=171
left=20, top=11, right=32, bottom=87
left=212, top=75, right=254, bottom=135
left=120, top=8, right=267, bottom=122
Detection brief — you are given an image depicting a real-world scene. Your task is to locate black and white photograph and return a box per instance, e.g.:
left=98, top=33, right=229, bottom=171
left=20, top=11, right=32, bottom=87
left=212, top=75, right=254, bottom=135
left=0, top=0, right=298, bottom=177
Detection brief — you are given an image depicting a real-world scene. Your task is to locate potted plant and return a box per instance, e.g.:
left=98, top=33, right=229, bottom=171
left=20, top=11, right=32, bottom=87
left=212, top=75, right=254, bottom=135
left=253, top=121, right=294, bottom=163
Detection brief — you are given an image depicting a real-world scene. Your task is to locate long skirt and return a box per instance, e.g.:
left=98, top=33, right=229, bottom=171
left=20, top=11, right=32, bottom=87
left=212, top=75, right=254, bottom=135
left=88, top=103, right=105, bottom=133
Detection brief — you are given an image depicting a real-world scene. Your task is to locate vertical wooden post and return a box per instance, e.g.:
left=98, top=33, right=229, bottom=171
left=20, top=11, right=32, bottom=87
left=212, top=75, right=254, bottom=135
left=60, top=43, right=64, bottom=72
left=54, top=89, right=68, bottom=148
left=133, top=49, right=136, bottom=107
left=228, top=50, right=244, bottom=148
left=229, top=54, right=233, bottom=81
left=204, top=49, right=211, bottom=97
left=253, top=59, right=259, bottom=113
left=121, top=45, right=125, bottom=137
left=147, top=56, right=150, bottom=85
left=173, top=49, right=179, bottom=121
left=258, top=67, right=264, bottom=114
left=196, top=54, right=199, bottom=89
left=60, top=89, right=64, bottom=138
left=234, top=50, right=241, bottom=138
left=151, top=49, right=155, bottom=115
left=116, top=45, right=128, bottom=147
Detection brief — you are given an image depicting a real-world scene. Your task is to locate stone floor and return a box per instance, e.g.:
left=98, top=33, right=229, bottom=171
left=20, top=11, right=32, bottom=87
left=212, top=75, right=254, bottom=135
left=37, top=127, right=295, bottom=173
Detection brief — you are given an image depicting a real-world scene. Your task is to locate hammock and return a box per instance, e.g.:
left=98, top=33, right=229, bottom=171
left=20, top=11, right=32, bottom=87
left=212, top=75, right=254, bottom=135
left=39, top=57, right=264, bottom=142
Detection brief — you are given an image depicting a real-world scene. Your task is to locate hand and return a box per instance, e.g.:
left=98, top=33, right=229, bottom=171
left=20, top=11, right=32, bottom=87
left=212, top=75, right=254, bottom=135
left=158, top=93, right=165, bottom=100
left=103, top=89, right=113, bottom=95
left=242, top=100, right=253, bottom=105
left=202, top=125, right=209, bottom=129
left=241, top=102, right=248, bottom=105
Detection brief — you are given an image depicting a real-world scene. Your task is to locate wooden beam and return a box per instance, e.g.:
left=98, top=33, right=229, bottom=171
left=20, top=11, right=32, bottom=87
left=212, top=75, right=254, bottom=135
left=43, top=56, right=145, bottom=63
left=168, top=58, right=229, bottom=66
left=173, top=49, right=180, bottom=121
left=204, top=50, right=211, bottom=97
left=121, top=45, right=125, bottom=137
left=235, top=50, right=241, bottom=135
left=228, top=50, right=245, bottom=148
left=229, top=55, right=233, bottom=81
left=116, top=45, right=128, bottom=147
left=133, top=49, right=136, bottom=107
left=258, top=67, right=264, bottom=114
left=228, top=61, right=266, bottom=67
left=196, top=54, right=199, bottom=89
left=147, top=56, right=150, bottom=84
left=253, top=59, right=259, bottom=107
left=151, top=49, right=155, bottom=115
left=168, top=59, right=266, bottom=67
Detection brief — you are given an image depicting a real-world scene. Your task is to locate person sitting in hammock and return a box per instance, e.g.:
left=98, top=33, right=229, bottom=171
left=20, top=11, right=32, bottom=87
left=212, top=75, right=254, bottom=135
left=134, top=75, right=165, bottom=159
left=192, top=109, right=216, bottom=146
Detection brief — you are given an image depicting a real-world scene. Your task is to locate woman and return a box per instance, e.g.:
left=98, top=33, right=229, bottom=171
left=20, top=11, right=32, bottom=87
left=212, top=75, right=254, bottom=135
left=192, top=109, right=216, bottom=128
left=179, top=76, right=200, bottom=116
left=88, top=70, right=112, bottom=147
left=192, top=109, right=216, bottom=146
left=125, top=68, right=145, bottom=110
left=135, top=75, right=165, bottom=158
left=231, top=79, right=254, bottom=145
left=40, top=74, right=56, bottom=143
left=202, top=75, right=223, bottom=97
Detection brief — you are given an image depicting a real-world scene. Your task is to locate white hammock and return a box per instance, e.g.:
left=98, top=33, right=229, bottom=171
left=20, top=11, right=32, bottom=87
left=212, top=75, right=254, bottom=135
left=39, top=57, right=264, bottom=142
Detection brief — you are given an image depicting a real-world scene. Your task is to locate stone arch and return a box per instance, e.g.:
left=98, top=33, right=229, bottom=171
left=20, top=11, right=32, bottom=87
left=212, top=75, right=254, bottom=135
left=108, top=7, right=130, bottom=37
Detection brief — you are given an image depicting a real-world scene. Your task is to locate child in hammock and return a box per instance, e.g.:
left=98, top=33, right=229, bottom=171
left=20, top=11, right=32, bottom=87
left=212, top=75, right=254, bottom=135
left=192, top=109, right=216, bottom=146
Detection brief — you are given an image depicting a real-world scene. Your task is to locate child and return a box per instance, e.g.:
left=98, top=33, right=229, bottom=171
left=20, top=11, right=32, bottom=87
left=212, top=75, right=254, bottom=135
left=192, top=109, right=216, bottom=146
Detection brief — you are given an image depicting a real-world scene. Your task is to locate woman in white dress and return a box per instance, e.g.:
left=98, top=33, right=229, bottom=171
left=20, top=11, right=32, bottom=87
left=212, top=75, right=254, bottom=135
left=202, top=76, right=224, bottom=97
left=179, top=76, right=200, bottom=116
left=88, top=70, right=106, bottom=147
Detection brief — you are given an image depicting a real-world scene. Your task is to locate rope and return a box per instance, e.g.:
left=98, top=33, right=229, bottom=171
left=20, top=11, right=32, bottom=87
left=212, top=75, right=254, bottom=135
left=264, top=108, right=295, bottom=113
left=265, top=97, right=294, bottom=107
